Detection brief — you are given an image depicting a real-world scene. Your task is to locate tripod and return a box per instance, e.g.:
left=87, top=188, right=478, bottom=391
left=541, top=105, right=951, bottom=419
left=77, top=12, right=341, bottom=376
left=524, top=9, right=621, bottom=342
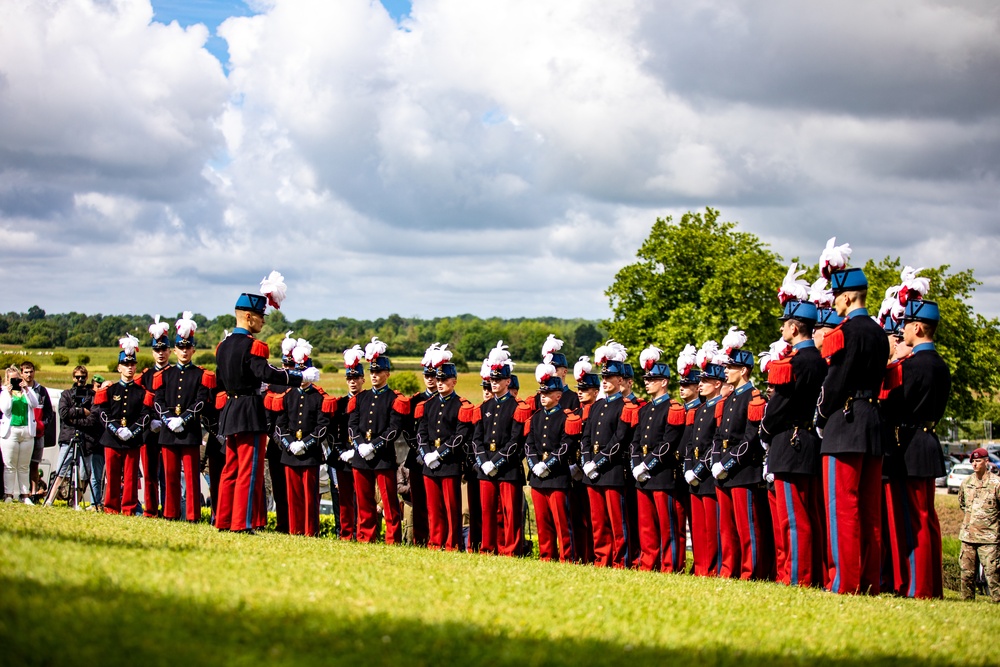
left=44, top=435, right=89, bottom=510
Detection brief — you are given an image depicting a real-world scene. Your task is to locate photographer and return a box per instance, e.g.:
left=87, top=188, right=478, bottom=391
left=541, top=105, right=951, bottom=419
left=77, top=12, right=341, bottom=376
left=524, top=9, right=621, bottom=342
left=45, top=366, right=98, bottom=508
left=2, top=366, right=41, bottom=503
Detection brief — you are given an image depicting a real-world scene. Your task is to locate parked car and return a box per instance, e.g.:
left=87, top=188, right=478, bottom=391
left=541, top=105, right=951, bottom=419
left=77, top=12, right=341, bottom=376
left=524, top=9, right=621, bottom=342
left=947, top=463, right=974, bottom=494
left=937, top=455, right=962, bottom=488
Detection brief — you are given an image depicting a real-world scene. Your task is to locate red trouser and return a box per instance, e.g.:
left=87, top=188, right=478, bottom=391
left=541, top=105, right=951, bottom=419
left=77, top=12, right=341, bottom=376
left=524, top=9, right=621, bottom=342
left=768, top=487, right=787, bottom=583
left=162, top=445, right=201, bottom=521
left=884, top=478, right=942, bottom=599
left=285, top=465, right=320, bottom=536
left=465, top=477, right=481, bottom=552
left=531, top=487, right=575, bottom=562
left=588, top=486, right=629, bottom=568
left=353, top=468, right=403, bottom=544
left=570, top=481, right=594, bottom=564
left=140, top=442, right=161, bottom=517
left=409, top=466, right=428, bottom=546
left=480, top=479, right=524, bottom=556
left=773, top=474, right=825, bottom=586
left=824, top=453, right=882, bottom=594
left=636, top=488, right=687, bottom=573
left=689, top=493, right=721, bottom=576
left=104, top=447, right=140, bottom=515
left=334, top=467, right=356, bottom=540
left=216, top=433, right=266, bottom=532
left=715, top=486, right=741, bottom=578
left=207, top=447, right=225, bottom=526
left=424, top=475, right=462, bottom=551
left=731, top=486, right=774, bottom=580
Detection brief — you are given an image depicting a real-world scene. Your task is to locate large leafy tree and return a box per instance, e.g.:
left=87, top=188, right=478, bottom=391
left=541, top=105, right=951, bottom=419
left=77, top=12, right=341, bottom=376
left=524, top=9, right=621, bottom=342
left=605, top=208, right=785, bottom=364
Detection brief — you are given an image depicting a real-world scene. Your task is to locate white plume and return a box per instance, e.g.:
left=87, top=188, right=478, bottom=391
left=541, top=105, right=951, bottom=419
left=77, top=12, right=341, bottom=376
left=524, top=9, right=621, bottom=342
left=292, top=338, right=312, bottom=364
left=535, top=361, right=556, bottom=383
left=809, top=278, right=834, bottom=307
left=259, top=270, right=287, bottom=309
left=431, top=344, right=453, bottom=367
left=608, top=339, right=628, bottom=361
left=281, top=331, right=297, bottom=357
left=721, top=327, right=747, bottom=354
left=488, top=340, right=511, bottom=370
left=343, top=345, right=364, bottom=368
left=479, top=358, right=491, bottom=380
left=421, top=343, right=440, bottom=367
left=541, top=334, right=563, bottom=356
left=899, top=266, right=930, bottom=304
left=148, top=314, right=169, bottom=340
left=364, top=336, right=387, bottom=362
left=758, top=339, right=790, bottom=374
left=879, top=285, right=902, bottom=324
left=695, top=341, right=719, bottom=369
left=119, top=333, right=140, bottom=356
left=639, top=345, right=662, bottom=372
left=175, top=311, right=197, bottom=340
left=778, top=262, right=809, bottom=305
left=677, top=344, right=697, bottom=377
left=574, top=356, right=593, bottom=381
left=819, top=237, right=852, bottom=279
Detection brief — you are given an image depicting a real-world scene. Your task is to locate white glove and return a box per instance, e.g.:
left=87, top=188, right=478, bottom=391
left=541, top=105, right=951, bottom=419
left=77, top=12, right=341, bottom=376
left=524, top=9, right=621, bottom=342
left=167, top=417, right=185, bottom=433
left=339, top=449, right=355, bottom=463
left=149, top=419, right=163, bottom=433
left=684, top=469, right=699, bottom=486
left=712, top=462, right=728, bottom=480
left=763, top=462, right=774, bottom=484
left=761, top=441, right=770, bottom=452
left=301, top=367, right=321, bottom=383
left=424, top=451, right=441, bottom=469
left=117, top=427, right=133, bottom=441
left=290, top=440, right=306, bottom=456
left=531, top=462, right=549, bottom=478
left=632, top=462, right=650, bottom=482
left=481, top=460, right=497, bottom=477
left=583, top=460, right=598, bottom=480
left=816, top=426, right=824, bottom=439
left=569, top=464, right=583, bottom=481
left=359, top=442, right=375, bottom=460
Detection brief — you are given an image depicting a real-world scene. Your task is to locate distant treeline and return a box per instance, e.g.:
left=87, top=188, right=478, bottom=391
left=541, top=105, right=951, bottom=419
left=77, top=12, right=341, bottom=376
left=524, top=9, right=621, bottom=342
left=0, top=306, right=607, bottom=371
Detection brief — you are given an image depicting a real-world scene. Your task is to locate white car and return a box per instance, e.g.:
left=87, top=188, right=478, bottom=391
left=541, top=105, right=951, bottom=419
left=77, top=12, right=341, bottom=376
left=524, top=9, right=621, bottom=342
left=947, top=463, right=974, bottom=494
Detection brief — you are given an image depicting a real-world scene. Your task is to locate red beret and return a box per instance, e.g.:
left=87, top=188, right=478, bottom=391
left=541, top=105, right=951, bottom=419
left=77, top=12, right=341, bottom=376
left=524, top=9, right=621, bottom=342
left=970, top=448, right=989, bottom=460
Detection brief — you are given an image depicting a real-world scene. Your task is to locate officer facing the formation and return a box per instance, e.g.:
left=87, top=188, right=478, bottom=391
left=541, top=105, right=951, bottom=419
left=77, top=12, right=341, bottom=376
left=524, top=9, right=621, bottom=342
left=138, top=315, right=172, bottom=517
left=347, top=337, right=408, bottom=544
left=94, top=335, right=153, bottom=515
left=580, top=340, right=638, bottom=568
left=958, top=448, right=1000, bottom=603
left=542, top=335, right=581, bottom=411
left=214, top=273, right=317, bottom=534
left=630, top=345, right=688, bottom=573
left=815, top=239, right=890, bottom=595
left=274, top=338, right=335, bottom=537
left=330, top=345, right=366, bottom=540
left=153, top=313, right=214, bottom=522
left=760, top=271, right=829, bottom=587
left=711, top=328, right=771, bottom=580
left=525, top=363, right=582, bottom=562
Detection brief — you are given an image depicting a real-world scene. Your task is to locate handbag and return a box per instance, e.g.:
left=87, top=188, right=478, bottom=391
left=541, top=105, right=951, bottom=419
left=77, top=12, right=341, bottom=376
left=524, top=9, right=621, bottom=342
left=33, top=407, right=45, bottom=438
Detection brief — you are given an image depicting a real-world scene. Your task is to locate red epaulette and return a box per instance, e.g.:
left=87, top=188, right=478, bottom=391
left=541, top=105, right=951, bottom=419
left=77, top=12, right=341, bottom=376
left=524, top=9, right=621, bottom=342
left=767, top=357, right=794, bottom=386
left=144, top=390, right=155, bottom=408
left=215, top=391, right=228, bottom=410
left=523, top=418, right=532, bottom=437
left=321, top=395, right=338, bottom=414
left=94, top=388, right=108, bottom=405
left=250, top=339, right=270, bottom=359
left=393, top=393, right=411, bottom=415
left=582, top=403, right=593, bottom=422
left=685, top=408, right=697, bottom=426
left=513, top=400, right=534, bottom=423
left=747, top=389, right=767, bottom=422
left=347, top=395, right=358, bottom=413
left=151, top=368, right=165, bottom=391
left=200, top=370, right=216, bottom=389
left=667, top=401, right=686, bottom=426
left=264, top=391, right=285, bottom=412
left=822, top=322, right=846, bottom=359
left=564, top=411, right=583, bottom=436
left=459, top=403, right=480, bottom=424
left=527, top=394, right=538, bottom=411
left=414, top=400, right=427, bottom=420
left=880, top=358, right=906, bottom=400
left=715, top=398, right=726, bottom=426
left=621, top=401, right=640, bottom=426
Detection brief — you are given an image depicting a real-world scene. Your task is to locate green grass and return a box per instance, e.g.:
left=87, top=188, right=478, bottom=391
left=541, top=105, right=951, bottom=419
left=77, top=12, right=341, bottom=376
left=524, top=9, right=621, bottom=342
left=1, top=505, right=996, bottom=666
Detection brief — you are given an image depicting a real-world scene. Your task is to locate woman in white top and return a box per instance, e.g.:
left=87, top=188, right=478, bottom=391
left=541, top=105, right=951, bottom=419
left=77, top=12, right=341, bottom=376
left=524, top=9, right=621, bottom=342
left=1, top=366, right=40, bottom=503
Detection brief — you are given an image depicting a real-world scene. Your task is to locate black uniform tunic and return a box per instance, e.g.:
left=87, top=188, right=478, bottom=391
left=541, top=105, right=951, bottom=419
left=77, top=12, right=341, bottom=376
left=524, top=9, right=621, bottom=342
left=215, top=331, right=302, bottom=436
left=761, top=343, right=828, bottom=475
left=630, top=394, right=686, bottom=491
left=154, top=363, right=214, bottom=447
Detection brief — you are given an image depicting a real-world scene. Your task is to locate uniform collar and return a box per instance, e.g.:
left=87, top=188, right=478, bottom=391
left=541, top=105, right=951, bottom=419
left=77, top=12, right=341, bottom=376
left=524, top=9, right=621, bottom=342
left=793, top=340, right=815, bottom=350
left=847, top=307, right=869, bottom=319
left=605, top=392, right=623, bottom=403
left=372, top=385, right=389, bottom=395
left=176, top=362, right=193, bottom=369
left=232, top=327, right=250, bottom=335
left=651, top=393, right=671, bottom=406
left=494, top=391, right=511, bottom=403
left=626, top=392, right=637, bottom=401
left=118, top=380, right=134, bottom=387
left=685, top=397, right=703, bottom=410
left=423, top=390, right=437, bottom=398
left=704, top=394, right=724, bottom=408
left=438, top=393, right=454, bottom=403
left=733, top=382, right=754, bottom=396
left=545, top=405, right=561, bottom=415
left=912, top=342, right=936, bottom=354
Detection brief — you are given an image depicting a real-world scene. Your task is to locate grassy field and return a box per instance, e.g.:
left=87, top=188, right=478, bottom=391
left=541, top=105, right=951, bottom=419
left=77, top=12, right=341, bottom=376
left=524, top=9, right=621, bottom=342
left=1, top=504, right=997, bottom=667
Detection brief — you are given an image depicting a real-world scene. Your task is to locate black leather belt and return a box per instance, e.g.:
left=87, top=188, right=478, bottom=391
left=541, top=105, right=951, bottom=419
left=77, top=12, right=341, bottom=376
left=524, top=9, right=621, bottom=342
left=853, top=390, right=874, bottom=399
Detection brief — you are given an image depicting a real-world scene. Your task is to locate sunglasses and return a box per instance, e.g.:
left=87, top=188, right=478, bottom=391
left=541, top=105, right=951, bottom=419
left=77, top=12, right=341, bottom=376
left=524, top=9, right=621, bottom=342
left=73, top=375, right=87, bottom=380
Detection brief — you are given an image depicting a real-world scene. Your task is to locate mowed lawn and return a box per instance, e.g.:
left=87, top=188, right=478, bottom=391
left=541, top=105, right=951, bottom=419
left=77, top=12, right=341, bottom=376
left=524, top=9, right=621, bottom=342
left=1, top=505, right=996, bottom=667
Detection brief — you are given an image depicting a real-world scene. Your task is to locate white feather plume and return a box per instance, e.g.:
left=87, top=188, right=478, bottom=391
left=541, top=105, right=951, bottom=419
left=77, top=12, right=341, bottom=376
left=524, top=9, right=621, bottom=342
left=677, top=344, right=697, bottom=377
left=878, top=286, right=901, bottom=324
left=819, top=237, right=852, bottom=279
left=292, top=338, right=312, bottom=364
left=574, top=356, right=593, bottom=381
left=608, top=339, right=628, bottom=362
left=721, top=327, right=747, bottom=354
left=431, top=344, right=453, bottom=368
left=488, top=340, right=511, bottom=370
left=809, top=278, right=834, bottom=307
left=639, top=345, right=662, bottom=372
left=364, top=336, right=387, bottom=362
left=421, top=343, right=440, bottom=367
left=175, top=311, right=197, bottom=340
left=535, top=361, right=556, bottom=383
left=281, top=331, right=297, bottom=357
left=148, top=314, right=169, bottom=340
left=258, top=270, right=287, bottom=310
left=343, top=345, right=364, bottom=368
left=778, top=262, right=809, bottom=305
left=695, top=341, right=719, bottom=369
left=479, top=358, right=491, bottom=380
left=119, top=333, right=140, bottom=356
left=541, top=334, right=563, bottom=356
left=758, top=339, right=790, bottom=374
left=899, top=266, right=930, bottom=304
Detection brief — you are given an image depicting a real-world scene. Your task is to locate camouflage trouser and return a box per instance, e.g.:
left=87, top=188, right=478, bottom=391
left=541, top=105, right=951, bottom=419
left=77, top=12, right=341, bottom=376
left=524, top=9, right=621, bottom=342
left=960, top=541, right=1000, bottom=602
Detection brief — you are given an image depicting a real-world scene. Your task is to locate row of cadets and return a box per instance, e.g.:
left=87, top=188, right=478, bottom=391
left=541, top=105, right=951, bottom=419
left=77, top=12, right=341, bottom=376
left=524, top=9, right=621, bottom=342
left=329, top=344, right=365, bottom=540
left=346, top=337, right=409, bottom=544
left=152, top=312, right=215, bottom=522
left=760, top=264, right=829, bottom=587
left=524, top=360, right=583, bottom=561
left=879, top=267, right=951, bottom=599
left=629, top=345, right=688, bottom=573
left=569, top=355, right=600, bottom=563
left=684, top=341, right=727, bottom=576
left=93, top=334, right=154, bottom=514
left=815, top=238, right=890, bottom=594
left=214, top=272, right=319, bottom=534
left=472, top=341, right=525, bottom=556
left=580, top=340, right=640, bottom=568
left=271, top=337, right=336, bottom=536
left=415, top=345, right=475, bottom=551
left=137, top=315, right=171, bottom=517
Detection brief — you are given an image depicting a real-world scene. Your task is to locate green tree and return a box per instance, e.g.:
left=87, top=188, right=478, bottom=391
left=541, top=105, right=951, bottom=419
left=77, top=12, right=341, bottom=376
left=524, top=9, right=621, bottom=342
left=605, top=208, right=785, bottom=363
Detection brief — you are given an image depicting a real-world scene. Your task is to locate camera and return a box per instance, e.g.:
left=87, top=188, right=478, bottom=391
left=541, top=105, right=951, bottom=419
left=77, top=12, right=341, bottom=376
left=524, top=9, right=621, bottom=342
left=73, top=387, right=90, bottom=406
left=10, top=377, right=22, bottom=390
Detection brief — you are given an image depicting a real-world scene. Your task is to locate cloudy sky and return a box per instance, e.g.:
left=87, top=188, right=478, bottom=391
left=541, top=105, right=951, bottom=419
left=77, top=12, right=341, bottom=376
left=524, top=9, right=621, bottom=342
left=1, top=0, right=997, bottom=321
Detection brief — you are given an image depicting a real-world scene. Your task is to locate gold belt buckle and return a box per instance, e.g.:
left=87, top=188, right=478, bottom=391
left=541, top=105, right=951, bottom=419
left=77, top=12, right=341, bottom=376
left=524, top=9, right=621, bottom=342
left=121, top=418, right=127, bottom=427
left=542, top=452, right=549, bottom=461
left=593, top=444, right=599, bottom=454
left=722, top=439, right=728, bottom=451
left=489, top=441, right=496, bottom=452
left=366, top=429, right=372, bottom=440
left=642, top=445, right=648, bottom=456
left=296, top=429, right=303, bottom=440
left=694, top=447, right=699, bottom=459
left=175, top=404, right=182, bottom=416
left=435, top=438, right=441, bottom=448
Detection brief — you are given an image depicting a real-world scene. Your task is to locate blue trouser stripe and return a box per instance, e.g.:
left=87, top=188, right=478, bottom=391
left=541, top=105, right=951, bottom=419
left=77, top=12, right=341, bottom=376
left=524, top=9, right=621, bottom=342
left=666, top=495, right=677, bottom=571
left=901, top=487, right=916, bottom=597
left=744, top=488, right=758, bottom=573
left=827, top=457, right=841, bottom=592
left=715, top=501, right=722, bottom=575
left=563, top=493, right=576, bottom=562
left=619, top=493, right=630, bottom=568
left=784, top=480, right=799, bottom=585
left=245, top=434, right=261, bottom=530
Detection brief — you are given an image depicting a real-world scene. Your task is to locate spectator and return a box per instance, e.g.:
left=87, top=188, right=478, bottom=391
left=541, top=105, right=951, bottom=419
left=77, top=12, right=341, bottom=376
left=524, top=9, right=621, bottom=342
left=19, top=361, right=55, bottom=497
left=87, top=375, right=110, bottom=508
left=958, top=447, right=1000, bottom=603
left=45, top=366, right=98, bottom=508
left=2, top=366, right=41, bottom=503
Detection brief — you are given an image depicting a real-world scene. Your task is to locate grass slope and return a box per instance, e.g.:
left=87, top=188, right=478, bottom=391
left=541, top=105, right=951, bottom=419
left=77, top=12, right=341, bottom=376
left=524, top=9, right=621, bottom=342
left=1, top=505, right=996, bottom=667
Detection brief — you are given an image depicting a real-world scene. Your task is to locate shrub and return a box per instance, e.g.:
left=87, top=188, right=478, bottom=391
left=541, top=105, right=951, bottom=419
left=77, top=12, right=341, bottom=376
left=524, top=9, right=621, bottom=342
left=25, top=335, right=53, bottom=349
left=77, top=355, right=90, bottom=365
left=323, top=364, right=340, bottom=374
left=388, top=372, right=421, bottom=395
left=52, top=354, right=69, bottom=366
left=195, top=352, right=215, bottom=366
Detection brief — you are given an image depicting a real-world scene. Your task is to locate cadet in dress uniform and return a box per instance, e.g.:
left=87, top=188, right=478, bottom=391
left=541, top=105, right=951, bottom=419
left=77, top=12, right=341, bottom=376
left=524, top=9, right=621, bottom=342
left=525, top=366, right=582, bottom=562
left=761, top=298, right=829, bottom=587
left=214, top=274, right=315, bottom=533
left=403, top=347, right=440, bottom=547
left=348, top=337, right=408, bottom=544
left=542, top=335, right=582, bottom=411
left=417, top=347, right=474, bottom=551
left=261, top=332, right=300, bottom=534
left=153, top=313, right=214, bottom=522
left=580, top=343, right=639, bottom=569
left=463, top=357, right=493, bottom=553
left=94, top=335, right=153, bottom=515
left=274, top=339, right=335, bottom=537
left=570, top=357, right=599, bottom=564
left=473, top=342, right=524, bottom=556
left=330, top=345, right=366, bottom=540
left=675, top=347, right=703, bottom=570
left=630, top=346, right=688, bottom=573
left=710, top=328, right=771, bottom=580
left=809, top=277, right=843, bottom=355
left=137, top=315, right=172, bottom=517
left=815, top=239, right=890, bottom=594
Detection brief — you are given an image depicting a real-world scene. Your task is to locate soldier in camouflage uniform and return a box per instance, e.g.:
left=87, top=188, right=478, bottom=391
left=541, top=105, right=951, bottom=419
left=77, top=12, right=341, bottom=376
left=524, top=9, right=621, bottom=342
left=958, top=448, right=1000, bottom=602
